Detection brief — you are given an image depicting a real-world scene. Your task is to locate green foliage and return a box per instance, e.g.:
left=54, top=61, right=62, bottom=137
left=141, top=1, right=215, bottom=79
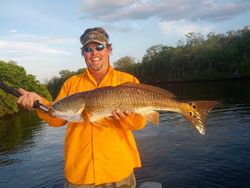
left=0, top=60, right=52, bottom=117
left=114, top=56, right=135, bottom=70
left=117, top=26, right=250, bottom=84
left=113, top=56, right=139, bottom=76
left=46, top=68, right=85, bottom=99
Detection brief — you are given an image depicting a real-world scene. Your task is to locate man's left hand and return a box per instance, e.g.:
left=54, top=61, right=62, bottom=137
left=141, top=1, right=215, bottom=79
left=112, top=109, right=131, bottom=120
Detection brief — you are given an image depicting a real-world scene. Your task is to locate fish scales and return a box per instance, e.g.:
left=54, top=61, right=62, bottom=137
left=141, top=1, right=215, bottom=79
left=84, top=86, right=175, bottom=113
left=50, top=83, right=219, bottom=135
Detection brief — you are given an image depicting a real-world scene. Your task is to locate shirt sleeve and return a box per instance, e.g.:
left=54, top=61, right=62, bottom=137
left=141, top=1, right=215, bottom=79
left=36, top=81, right=69, bottom=127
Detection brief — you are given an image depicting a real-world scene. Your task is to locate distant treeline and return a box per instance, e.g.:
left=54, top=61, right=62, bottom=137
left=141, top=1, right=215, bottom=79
left=0, top=61, right=52, bottom=117
left=114, top=26, right=250, bottom=84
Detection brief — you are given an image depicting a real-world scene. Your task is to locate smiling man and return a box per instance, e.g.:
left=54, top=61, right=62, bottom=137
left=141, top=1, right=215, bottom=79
left=17, top=27, right=147, bottom=188
left=80, top=28, right=112, bottom=84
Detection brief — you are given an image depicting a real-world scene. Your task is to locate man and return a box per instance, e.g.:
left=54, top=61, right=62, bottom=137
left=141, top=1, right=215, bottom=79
left=17, top=27, right=147, bottom=188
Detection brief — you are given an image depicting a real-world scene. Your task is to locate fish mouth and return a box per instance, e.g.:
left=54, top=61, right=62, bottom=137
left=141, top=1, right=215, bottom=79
left=48, top=108, right=56, bottom=117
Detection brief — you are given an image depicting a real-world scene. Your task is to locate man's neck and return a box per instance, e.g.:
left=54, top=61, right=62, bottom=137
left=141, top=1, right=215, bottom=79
left=89, top=67, right=109, bottom=84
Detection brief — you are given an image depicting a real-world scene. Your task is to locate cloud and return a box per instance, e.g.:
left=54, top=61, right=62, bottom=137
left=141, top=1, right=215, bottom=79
left=9, top=32, right=75, bottom=45
left=0, top=32, right=75, bottom=57
left=0, top=31, right=80, bottom=81
left=102, top=21, right=141, bottom=32
left=83, top=0, right=136, bottom=6
left=159, top=19, right=214, bottom=36
left=0, top=40, right=71, bottom=55
left=1, top=56, right=39, bottom=63
left=79, top=0, right=250, bottom=22
left=9, top=29, right=18, bottom=33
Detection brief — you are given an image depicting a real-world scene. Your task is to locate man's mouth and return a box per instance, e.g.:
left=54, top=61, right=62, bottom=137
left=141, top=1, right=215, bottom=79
left=91, top=57, right=101, bottom=62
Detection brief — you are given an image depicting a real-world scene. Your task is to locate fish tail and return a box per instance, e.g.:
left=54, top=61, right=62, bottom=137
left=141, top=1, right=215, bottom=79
left=182, top=101, right=220, bottom=135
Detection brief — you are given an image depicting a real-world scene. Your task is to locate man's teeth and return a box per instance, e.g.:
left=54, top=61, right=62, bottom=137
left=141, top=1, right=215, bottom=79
left=92, top=58, right=100, bottom=61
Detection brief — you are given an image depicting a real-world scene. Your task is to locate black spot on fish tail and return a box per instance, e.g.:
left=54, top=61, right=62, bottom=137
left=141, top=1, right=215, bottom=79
left=183, top=101, right=220, bottom=135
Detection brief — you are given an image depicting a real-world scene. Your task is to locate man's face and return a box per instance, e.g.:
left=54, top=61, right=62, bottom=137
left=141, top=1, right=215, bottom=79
left=83, top=42, right=111, bottom=74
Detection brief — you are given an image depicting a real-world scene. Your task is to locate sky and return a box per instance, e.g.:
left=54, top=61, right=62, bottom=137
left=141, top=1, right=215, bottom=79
left=1, top=0, right=250, bottom=82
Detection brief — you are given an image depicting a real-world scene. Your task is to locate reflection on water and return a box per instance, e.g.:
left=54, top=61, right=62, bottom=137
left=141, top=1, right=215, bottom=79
left=0, top=112, right=42, bottom=163
left=0, top=112, right=65, bottom=188
left=0, top=80, right=250, bottom=188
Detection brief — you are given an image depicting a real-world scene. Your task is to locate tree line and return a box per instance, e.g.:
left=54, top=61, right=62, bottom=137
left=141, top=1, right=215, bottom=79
left=114, top=26, right=250, bottom=84
left=0, top=60, right=51, bottom=117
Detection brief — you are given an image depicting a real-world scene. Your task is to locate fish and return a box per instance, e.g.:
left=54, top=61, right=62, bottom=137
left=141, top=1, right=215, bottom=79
left=49, top=83, right=220, bottom=135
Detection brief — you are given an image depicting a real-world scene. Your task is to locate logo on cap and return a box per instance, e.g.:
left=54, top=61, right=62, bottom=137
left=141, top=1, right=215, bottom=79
left=82, top=31, right=108, bottom=46
left=88, top=33, right=96, bottom=39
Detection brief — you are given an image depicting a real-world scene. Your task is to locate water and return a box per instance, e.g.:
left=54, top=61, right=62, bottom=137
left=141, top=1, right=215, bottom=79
left=0, top=80, right=250, bottom=188
left=0, top=112, right=65, bottom=188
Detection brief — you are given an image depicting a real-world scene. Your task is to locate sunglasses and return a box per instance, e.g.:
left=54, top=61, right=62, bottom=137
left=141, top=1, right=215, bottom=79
left=83, top=44, right=105, bottom=53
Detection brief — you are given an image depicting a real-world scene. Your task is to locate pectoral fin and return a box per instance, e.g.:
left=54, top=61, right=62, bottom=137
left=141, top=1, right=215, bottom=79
left=81, top=110, right=90, bottom=124
left=143, top=111, right=159, bottom=125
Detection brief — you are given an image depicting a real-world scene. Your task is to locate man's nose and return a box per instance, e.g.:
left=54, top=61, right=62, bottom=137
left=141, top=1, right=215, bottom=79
left=90, top=49, right=98, bottom=55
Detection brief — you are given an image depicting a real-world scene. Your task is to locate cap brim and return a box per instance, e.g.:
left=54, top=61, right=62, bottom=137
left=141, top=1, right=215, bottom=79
left=83, top=39, right=107, bottom=47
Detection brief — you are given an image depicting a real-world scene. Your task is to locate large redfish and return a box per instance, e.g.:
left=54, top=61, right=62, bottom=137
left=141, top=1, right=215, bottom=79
left=49, top=83, right=219, bottom=135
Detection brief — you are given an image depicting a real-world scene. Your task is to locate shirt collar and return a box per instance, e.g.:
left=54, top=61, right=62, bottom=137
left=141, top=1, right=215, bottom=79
left=85, top=66, right=114, bottom=86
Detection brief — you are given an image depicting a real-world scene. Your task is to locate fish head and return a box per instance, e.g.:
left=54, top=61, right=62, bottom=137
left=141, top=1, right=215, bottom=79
left=48, top=106, right=85, bottom=123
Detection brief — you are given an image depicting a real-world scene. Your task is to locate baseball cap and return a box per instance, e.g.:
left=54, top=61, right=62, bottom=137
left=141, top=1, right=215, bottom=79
left=80, top=27, right=109, bottom=47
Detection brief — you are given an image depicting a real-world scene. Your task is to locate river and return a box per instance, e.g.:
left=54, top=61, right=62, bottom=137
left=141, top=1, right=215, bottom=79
left=0, top=80, right=250, bottom=188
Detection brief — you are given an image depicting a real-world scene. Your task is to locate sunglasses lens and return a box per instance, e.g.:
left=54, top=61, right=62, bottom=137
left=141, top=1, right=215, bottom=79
left=84, top=47, right=92, bottom=53
left=83, top=44, right=105, bottom=53
left=96, top=44, right=105, bottom=51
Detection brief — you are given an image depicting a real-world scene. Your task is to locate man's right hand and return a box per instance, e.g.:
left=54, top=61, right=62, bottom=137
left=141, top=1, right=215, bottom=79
left=17, top=88, right=44, bottom=110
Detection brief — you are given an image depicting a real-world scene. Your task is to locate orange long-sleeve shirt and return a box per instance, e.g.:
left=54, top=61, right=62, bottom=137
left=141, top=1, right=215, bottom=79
left=37, top=66, right=147, bottom=185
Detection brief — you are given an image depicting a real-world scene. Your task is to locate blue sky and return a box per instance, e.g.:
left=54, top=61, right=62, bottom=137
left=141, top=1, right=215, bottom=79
left=1, top=0, right=250, bottom=82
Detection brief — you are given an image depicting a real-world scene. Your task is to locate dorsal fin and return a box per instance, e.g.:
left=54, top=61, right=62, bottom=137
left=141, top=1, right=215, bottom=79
left=117, top=82, right=175, bottom=98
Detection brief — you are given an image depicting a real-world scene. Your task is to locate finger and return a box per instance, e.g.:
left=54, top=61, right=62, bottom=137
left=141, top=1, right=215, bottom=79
left=112, top=110, right=120, bottom=120
left=115, top=109, right=127, bottom=119
left=28, top=98, right=34, bottom=110
left=29, top=93, right=40, bottom=109
left=17, top=98, right=27, bottom=109
left=124, top=110, right=131, bottom=115
left=30, top=92, right=43, bottom=104
left=17, top=93, right=34, bottom=109
left=18, top=88, right=27, bottom=95
left=22, top=98, right=31, bottom=109
left=17, top=96, right=22, bottom=104
left=17, top=95, right=26, bottom=105
left=17, top=89, right=28, bottom=104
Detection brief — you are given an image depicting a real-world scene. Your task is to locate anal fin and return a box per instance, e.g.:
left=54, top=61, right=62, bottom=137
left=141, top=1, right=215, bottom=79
left=143, top=111, right=159, bottom=125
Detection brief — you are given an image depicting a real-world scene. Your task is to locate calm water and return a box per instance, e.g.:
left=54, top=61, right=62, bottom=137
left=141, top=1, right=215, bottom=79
left=0, top=80, right=250, bottom=188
